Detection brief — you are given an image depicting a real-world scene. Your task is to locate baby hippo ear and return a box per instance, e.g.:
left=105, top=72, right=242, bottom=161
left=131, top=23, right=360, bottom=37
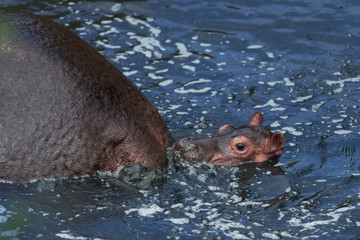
left=249, top=111, right=264, bottom=126
left=217, top=124, right=234, bottom=136
left=270, top=132, right=285, bottom=156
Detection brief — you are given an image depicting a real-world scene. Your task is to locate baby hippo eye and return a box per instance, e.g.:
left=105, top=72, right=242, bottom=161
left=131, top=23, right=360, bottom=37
left=235, top=143, right=246, bottom=151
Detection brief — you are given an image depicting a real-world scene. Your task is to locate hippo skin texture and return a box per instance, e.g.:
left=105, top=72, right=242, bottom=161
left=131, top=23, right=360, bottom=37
left=0, top=9, right=173, bottom=182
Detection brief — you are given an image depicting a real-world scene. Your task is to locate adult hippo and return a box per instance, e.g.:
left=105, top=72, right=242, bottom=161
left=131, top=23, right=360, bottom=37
left=0, top=8, right=172, bottom=182
left=0, top=9, right=285, bottom=183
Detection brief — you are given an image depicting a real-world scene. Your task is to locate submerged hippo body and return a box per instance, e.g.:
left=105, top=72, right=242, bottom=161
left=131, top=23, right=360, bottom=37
left=175, top=112, right=285, bottom=166
left=0, top=9, right=172, bottom=182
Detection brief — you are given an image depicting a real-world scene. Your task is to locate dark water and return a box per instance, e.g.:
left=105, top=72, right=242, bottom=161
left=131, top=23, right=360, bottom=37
left=1, top=0, right=360, bottom=239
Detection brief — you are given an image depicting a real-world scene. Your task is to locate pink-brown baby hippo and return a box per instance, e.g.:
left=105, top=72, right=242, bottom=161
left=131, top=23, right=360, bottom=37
left=175, top=112, right=285, bottom=166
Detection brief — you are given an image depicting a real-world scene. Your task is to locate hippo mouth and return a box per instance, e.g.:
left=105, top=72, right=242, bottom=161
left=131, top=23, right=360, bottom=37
left=209, top=157, right=248, bottom=167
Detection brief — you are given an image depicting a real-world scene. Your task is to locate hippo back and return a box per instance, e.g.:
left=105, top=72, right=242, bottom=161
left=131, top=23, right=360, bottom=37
left=0, top=9, right=172, bottom=182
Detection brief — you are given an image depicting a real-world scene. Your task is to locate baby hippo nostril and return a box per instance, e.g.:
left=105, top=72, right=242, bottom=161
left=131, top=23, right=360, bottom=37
left=174, top=138, right=202, bottom=163
left=185, top=143, right=198, bottom=150
left=175, top=137, right=192, bottom=149
left=174, top=137, right=210, bottom=164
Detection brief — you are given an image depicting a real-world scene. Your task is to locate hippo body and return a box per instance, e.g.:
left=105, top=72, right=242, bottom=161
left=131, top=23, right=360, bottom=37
left=0, top=9, right=172, bottom=182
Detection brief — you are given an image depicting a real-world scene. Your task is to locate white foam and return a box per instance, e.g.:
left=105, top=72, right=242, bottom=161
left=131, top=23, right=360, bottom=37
left=205, top=217, right=249, bottom=239
left=280, top=231, right=297, bottom=238
left=101, top=20, right=112, bottom=25
left=130, top=35, right=165, bottom=58
left=184, top=78, right=211, bottom=86
left=291, top=95, right=313, bottom=103
left=156, top=68, right=169, bottom=73
left=144, top=65, right=156, bottom=70
left=334, top=130, right=353, bottom=135
left=332, top=119, right=344, bottom=123
left=0, top=227, right=20, bottom=238
left=332, top=72, right=342, bottom=76
left=111, top=3, right=121, bottom=12
left=267, top=81, right=283, bottom=86
left=325, top=76, right=360, bottom=93
left=236, top=201, right=262, bottom=206
left=270, top=107, right=286, bottom=112
left=168, top=104, right=181, bottom=110
left=124, top=16, right=165, bottom=58
left=55, top=231, right=88, bottom=240
left=125, top=15, right=161, bottom=37
left=176, top=112, right=189, bottom=115
left=0, top=205, right=7, bottom=223
left=165, top=217, right=190, bottom=224
left=200, top=43, right=211, bottom=47
left=283, top=77, right=295, bottom=86
left=148, top=73, right=163, bottom=80
left=224, top=231, right=251, bottom=240
left=182, top=65, right=196, bottom=72
left=315, top=179, right=327, bottom=183
left=175, top=43, right=192, bottom=58
left=270, top=121, right=281, bottom=128
left=261, top=232, right=280, bottom=239
left=288, top=205, right=355, bottom=231
left=266, top=52, right=275, bottom=58
left=171, top=203, right=184, bottom=209
left=125, top=203, right=164, bottom=217
left=99, top=27, right=120, bottom=36
left=174, top=87, right=211, bottom=94
left=247, top=45, right=263, bottom=49
left=123, top=70, right=138, bottom=77
left=159, top=80, right=173, bottom=86
left=174, top=78, right=212, bottom=94
left=94, top=40, right=121, bottom=49
left=208, top=186, right=221, bottom=191
left=282, top=127, right=303, bottom=136
left=312, top=101, right=325, bottom=112
left=254, top=99, right=279, bottom=108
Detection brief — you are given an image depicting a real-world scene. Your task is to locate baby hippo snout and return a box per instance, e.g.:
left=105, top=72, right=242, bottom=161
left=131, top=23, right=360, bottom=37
left=174, top=137, right=212, bottom=164
left=176, top=137, right=197, bottom=150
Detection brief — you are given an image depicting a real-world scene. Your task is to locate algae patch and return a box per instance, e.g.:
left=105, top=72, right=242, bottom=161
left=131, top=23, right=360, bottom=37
left=0, top=16, right=14, bottom=54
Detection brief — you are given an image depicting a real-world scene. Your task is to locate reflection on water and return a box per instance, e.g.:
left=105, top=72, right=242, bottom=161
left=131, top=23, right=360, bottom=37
left=1, top=0, right=360, bottom=239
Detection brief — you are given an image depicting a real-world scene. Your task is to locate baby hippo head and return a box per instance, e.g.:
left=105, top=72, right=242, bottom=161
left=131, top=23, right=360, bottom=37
left=174, top=112, right=285, bottom=166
